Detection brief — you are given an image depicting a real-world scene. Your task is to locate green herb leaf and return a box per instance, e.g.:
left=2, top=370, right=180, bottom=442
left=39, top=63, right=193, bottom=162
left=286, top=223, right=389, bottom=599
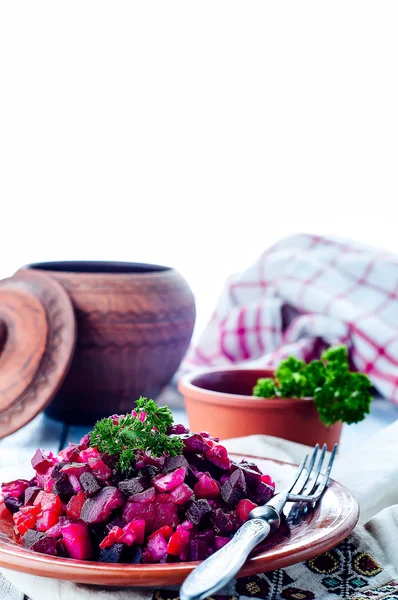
left=252, top=345, right=372, bottom=426
left=303, top=360, right=326, bottom=396
left=89, top=397, right=184, bottom=475
left=253, top=378, right=277, bottom=398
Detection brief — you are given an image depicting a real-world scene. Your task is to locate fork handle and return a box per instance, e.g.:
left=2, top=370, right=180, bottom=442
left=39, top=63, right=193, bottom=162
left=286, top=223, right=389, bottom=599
left=179, top=519, right=271, bottom=600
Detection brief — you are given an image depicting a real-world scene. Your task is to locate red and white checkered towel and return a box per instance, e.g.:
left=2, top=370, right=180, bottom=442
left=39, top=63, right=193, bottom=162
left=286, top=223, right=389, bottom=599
left=183, top=233, right=398, bottom=403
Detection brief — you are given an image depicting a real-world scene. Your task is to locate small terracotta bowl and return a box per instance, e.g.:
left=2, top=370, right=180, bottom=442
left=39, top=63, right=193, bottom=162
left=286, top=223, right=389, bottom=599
left=179, top=368, right=342, bottom=449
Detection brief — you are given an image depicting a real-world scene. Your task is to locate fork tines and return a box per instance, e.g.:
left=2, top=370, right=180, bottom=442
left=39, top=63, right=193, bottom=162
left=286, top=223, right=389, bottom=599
left=287, top=443, right=338, bottom=503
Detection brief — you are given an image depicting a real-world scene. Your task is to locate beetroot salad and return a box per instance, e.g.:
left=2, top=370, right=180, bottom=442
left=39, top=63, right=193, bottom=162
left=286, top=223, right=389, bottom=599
left=0, top=399, right=275, bottom=564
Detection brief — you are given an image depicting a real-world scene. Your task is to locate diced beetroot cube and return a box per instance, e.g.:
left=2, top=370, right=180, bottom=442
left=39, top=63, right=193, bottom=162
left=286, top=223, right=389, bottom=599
left=99, top=525, right=124, bottom=549
left=176, top=524, right=191, bottom=539
left=169, top=483, right=194, bottom=505
left=99, top=542, right=125, bottom=563
left=185, top=499, right=212, bottom=526
left=61, top=520, right=93, bottom=560
left=176, top=525, right=190, bottom=561
left=78, top=434, right=90, bottom=450
left=58, top=444, right=80, bottom=463
left=33, top=490, right=45, bottom=506
left=153, top=467, right=186, bottom=492
left=146, top=532, right=168, bottom=562
left=105, top=517, right=125, bottom=533
left=61, top=463, right=90, bottom=476
left=50, top=462, right=68, bottom=481
left=234, top=460, right=263, bottom=485
left=13, top=505, right=41, bottom=535
left=205, top=445, right=231, bottom=471
left=128, top=544, right=143, bottom=563
left=46, top=522, right=62, bottom=538
left=31, top=449, right=56, bottom=475
left=167, top=424, right=190, bottom=435
left=4, top=496, right=22, bottom=514
left=148, top=525, right=173, bottom=541
left=34, top=494, right=62, bottom=532
left=204, top=439, right=215, bottom=448
left=119, top=519, right=145, bottom=546
left=239, top=460, right=262, bottom=473
left=35, top=471, right=55, bottom=492
left=236, top=499, right=258, bottom=522
left=118, top=528, right=136, bottom=546
left=249, top=481, right=274, bottom=505
left=88, top=458, right=112, bottom=482
left=215, top=536, right=230, bottom=550
left=66, top=491, right=86, bottom=519
left=189, top=539, right=208, bottom=561
left=195, top=529, right=215, bottom=544
left=118, top=477, right=147, bottom=499
left=186, top=466, right=200, bottom=488
left=79, top=472, right=101, bottom=497
left=43, top=476, right=56, bottom=493
left=142, top=549, right=151, bottom=563
left=23, top=529, right=45, bottom=548
left=69, top=475, right=82, bottom=493
left=162, top=455, right=189, bottom=474
left=238, top=466, right=262, bottom=485
left=36, top=492, right=62, bottom=512
left=80, top=487, right=125, bottom=524
left=122, top=500, right=178, bottom=534
left=182, top=434, right=210, bottom=454
left=210, top=508, right=233, bottom=535
left=36, top=508, right=61, bottom=532
left=129, top=486, right=156, bottom=503
left=199, top=431, right=219, bottom=442
left=56, top=539, right=68, bottom=557
left=24, top=486, right=41, bottom=505
left=260, top=474, right=275, bottom=487
left=1, top=479, right=30, bottom=499
left=194, top=474, right=220, bottom=500
left=125, top=519, right=145, bottom=545
left=179, top=520, right=193, bottom=530
left=135, top=452, right=165, bottom=470
left=30, top=536, right=58, bottom=556
left=221, top=469, right=247, bottom=507
left=100, top=453, right=119, bottom=470
left=139, top=465, right=160, bottom=481
left=156, top=492, right=172, bottom=503
left=187, top=464, right=201, bottom=478
left=167, top=531, right=183, bottom=556
left=79, top=447, right=101, bottom=463
left=53, top=474, right=74, bottom=500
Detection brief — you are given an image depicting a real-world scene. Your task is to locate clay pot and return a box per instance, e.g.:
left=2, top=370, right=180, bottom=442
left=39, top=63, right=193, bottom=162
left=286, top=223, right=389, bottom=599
left=19, top=261, right=196, bottom=424
left=179, top=368, right=342, bottom=449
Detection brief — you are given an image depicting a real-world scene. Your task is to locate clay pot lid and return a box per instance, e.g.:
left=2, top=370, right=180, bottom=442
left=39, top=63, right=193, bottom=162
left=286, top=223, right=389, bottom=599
left=0, top=270, right=76, bottom=438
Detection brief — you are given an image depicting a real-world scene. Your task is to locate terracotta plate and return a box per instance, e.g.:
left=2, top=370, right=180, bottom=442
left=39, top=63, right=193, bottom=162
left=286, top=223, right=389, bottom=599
left=0, top=454, right=359, bottom=587
left=0, top=272, right=76, bottom=437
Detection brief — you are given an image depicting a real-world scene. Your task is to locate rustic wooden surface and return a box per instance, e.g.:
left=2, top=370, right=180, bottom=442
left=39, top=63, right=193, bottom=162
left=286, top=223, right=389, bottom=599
left=0, top=397, right=397, bottom=599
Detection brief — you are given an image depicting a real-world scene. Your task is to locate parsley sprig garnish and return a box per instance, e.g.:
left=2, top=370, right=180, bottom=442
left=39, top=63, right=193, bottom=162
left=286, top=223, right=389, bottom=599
left=89, top=397, right=184, bottom=474
left=253, top=346, right=372, bottom=425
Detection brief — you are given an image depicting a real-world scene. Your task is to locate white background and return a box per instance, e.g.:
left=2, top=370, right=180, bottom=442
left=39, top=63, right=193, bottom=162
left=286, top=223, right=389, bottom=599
left=1, top=2, right=398, bottom=336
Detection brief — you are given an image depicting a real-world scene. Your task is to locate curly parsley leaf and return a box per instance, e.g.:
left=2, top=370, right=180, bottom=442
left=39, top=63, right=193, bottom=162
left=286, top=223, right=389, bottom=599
left=89, top=397, right=184, bottom=475
left=253, top=345, right=372, bottom=426
left=253, top=378, right=278, bottom=398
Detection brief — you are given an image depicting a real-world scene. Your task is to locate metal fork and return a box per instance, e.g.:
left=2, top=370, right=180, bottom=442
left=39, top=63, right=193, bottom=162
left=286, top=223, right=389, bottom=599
left=180, top=443, right=337, bottom=600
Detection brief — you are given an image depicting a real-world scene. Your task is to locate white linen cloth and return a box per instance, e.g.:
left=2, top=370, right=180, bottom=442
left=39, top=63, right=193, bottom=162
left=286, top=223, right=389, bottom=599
left=2, top=420, right=398, bottom=599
